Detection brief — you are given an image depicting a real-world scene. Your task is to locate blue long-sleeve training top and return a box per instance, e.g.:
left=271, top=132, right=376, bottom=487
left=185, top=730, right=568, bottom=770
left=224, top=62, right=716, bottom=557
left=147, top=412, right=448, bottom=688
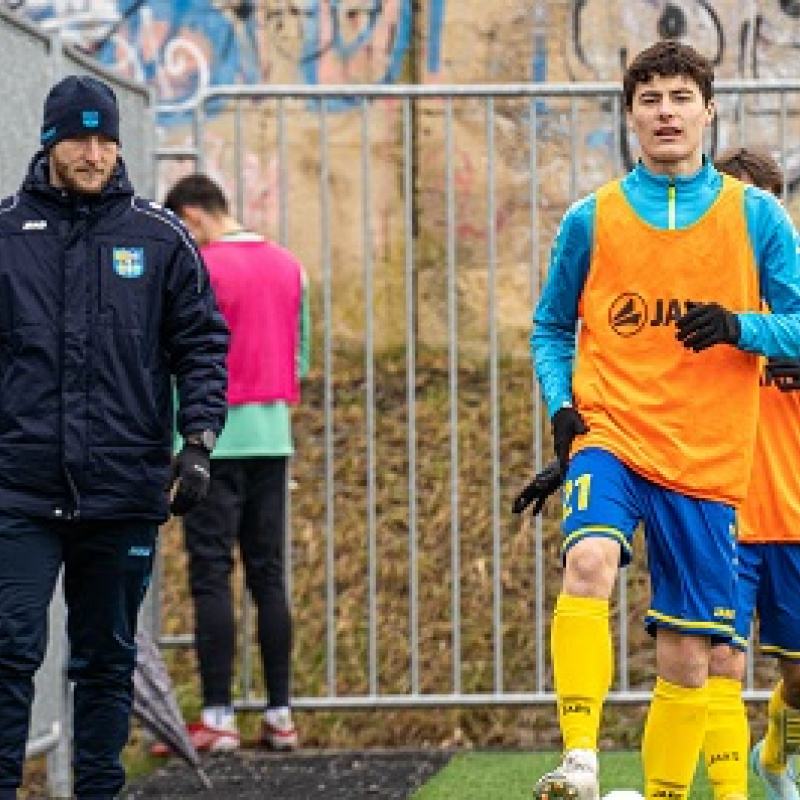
left=531, top=159, right=800, bottom=418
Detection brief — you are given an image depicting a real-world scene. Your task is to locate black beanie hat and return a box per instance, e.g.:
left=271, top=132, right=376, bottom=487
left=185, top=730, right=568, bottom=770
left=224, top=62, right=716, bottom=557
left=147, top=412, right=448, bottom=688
left=40, top=75, right=120, bottom=150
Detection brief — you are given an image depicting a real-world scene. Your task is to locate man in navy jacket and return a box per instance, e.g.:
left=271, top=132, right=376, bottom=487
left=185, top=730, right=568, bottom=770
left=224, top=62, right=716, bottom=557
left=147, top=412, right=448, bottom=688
left=0, top=75, right=229, bottom=799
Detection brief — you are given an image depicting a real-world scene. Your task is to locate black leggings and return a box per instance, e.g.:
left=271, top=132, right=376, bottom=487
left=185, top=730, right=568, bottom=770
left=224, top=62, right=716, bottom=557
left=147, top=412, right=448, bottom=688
left=183, top=457, right=292, bottom=708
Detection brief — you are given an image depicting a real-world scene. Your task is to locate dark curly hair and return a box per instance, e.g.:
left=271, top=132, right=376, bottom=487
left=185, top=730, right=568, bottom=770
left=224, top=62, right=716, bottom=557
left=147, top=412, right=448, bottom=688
left=623, top=40, right=714, bottom=110
left=715, top=147, right=783, bottom=197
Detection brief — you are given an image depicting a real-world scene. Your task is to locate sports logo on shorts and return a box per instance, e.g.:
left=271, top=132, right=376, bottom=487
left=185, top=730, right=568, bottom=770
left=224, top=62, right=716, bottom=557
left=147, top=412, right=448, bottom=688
left=609, top=292, right=647, bottom=336
left=112, top=247, right=145, bottom=278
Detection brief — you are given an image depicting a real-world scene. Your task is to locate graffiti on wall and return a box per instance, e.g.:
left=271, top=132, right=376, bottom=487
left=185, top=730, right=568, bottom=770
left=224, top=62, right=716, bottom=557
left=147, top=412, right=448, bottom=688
left=567, top=0, right=726, bottom=81
left=566, top=0, right=800, bottom=82
left=7, top=0, right=261, bottom=115
left=266, top=2, right=409, bottom=83
left=3, top=0, right=447, bottom=242
left=5, top=1, right=446, bottom=113
left=260, top=0, right=449, bottom=108
left=566, top=0, right=800, bottom=186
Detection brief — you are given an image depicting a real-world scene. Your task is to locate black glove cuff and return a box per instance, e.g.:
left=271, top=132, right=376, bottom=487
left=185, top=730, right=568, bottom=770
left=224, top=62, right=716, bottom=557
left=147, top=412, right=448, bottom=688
left=725, top=312, right=741, bottom=345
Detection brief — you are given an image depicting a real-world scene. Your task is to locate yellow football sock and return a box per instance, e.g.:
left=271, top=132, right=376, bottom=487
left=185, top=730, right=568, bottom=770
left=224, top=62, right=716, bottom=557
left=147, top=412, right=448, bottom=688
left=643, top=677, right=709, bottom=799
left=552, top=593, right=612, bottom=752
left=762, top=680, right=789, bottom=772
left=702, top=676, right=748, bottom=799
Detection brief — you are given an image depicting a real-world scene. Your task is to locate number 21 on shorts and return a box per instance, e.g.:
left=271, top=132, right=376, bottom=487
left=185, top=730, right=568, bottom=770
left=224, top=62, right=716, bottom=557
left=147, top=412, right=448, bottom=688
left=563, top=473, right=591, bottom=519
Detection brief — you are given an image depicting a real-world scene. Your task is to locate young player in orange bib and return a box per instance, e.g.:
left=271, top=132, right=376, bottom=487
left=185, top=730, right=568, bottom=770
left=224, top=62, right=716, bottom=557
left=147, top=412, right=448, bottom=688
left=531, top=42, right=800, bottom=800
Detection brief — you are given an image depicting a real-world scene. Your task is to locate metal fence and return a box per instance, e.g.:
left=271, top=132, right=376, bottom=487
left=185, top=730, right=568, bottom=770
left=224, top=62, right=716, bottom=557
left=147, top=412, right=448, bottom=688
left=153, top=80, right=800, bottom=717
left=0, top=6, right=156, bottom=796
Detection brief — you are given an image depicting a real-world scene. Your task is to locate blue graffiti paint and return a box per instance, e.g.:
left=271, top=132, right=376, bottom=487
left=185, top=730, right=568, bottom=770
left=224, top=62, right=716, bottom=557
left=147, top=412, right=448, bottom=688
left=114, top=0, right=259, bottom=122
left=428, top=0, right=445, bottom=74
left=301, top=0, right=412, bottom=111
left=18, top=0, right=445, bottom=119
left=19, top=1, right=259, bottom=124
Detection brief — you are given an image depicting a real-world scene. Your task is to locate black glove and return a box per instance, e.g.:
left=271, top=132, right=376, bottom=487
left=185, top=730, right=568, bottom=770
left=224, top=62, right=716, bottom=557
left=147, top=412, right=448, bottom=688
left=168, top=444, right=211, bottom=516
left=512, top=459, right=563, bottom=516
left=675, top=302, right=740, bottom=352
left=552, top=406, right=589, bottom=477
left=765, top=357, right=800, bottom=392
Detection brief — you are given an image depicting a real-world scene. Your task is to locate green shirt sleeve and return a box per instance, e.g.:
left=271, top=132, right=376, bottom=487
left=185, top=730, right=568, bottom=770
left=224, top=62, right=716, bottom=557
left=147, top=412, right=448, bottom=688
left=298, top=276, right=311, bottom=379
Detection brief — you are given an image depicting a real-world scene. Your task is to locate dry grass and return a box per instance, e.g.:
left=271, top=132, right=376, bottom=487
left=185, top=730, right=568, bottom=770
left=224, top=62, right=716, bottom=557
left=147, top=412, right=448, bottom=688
left=151, top=344, right=779, bottom=751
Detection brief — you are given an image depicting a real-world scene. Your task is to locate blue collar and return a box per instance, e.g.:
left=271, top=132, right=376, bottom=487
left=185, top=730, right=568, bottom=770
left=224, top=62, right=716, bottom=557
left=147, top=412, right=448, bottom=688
left=624, top=158, right=721, bottom=196
left=634, top=156, right=710, bottom=182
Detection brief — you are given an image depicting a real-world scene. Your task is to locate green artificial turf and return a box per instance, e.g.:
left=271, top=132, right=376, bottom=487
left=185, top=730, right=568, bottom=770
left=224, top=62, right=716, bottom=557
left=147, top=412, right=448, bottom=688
left=412, top=751, right=769, bottom=799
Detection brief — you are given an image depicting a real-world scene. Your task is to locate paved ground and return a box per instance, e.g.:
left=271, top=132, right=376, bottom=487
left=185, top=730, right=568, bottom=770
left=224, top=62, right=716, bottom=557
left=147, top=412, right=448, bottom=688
left=123, top=749, right=452, bottom=800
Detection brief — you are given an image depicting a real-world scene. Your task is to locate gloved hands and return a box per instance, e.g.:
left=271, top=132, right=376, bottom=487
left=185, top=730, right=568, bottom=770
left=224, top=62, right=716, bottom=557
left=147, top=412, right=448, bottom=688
left=552, top=406, right=589, bottom=477
left=675, top=302, right=740, bottom=352
left=512, top=459, right=563, bottom=516
left=168, top=443, right=211, bottom=515
left=765, top=357, right=800, bottom=392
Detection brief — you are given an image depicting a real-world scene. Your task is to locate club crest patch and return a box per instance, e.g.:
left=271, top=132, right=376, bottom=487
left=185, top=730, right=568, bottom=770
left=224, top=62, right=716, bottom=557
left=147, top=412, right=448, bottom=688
left=112, top=247, right=145, bottom=278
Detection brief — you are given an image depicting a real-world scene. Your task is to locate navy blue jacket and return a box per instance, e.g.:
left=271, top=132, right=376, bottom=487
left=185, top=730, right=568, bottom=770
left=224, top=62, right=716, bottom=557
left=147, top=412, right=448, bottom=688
left=0, top=153, right=229, bottom=521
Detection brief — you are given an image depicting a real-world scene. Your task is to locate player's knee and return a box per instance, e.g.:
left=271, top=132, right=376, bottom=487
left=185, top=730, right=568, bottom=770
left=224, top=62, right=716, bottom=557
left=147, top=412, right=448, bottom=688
left=656, top=630, right=710, bottom=688
left=562, top=538, right=619, bottom=599
left=780, top=660, right=800, bottom=707
left=708, top=644, right=744, bottom=681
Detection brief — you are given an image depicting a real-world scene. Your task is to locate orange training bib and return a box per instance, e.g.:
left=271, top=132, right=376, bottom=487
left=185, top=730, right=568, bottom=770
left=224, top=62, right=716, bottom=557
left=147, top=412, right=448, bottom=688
left=571, top=177, right=761, bottom=503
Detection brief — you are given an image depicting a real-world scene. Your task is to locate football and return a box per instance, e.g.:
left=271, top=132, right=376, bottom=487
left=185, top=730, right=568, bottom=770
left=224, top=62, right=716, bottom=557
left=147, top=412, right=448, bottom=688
left=602, top=792, right=645, bottom=800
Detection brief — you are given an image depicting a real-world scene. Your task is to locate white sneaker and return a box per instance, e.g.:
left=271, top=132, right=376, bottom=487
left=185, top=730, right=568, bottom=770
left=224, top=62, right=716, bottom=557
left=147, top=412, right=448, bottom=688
left=260, top=707, right=298, bottom=751
left=533, top=752, right=600, bottom=800
left=750, top=739, right=800, bottom=800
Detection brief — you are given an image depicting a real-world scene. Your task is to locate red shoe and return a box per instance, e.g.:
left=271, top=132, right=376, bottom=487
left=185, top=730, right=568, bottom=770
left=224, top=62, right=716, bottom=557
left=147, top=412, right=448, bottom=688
left=150, top=720, right=240, bottom=756
left=259, top=709, right=298, bottom=751
left=150, top=719, right=240, bottom=756
left=187, top=720, right=240, bottom=752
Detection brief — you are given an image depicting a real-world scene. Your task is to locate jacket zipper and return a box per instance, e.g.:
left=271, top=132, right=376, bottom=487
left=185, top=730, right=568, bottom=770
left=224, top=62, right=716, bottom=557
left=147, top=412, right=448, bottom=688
left=668, top=177, right=676, bottom=230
